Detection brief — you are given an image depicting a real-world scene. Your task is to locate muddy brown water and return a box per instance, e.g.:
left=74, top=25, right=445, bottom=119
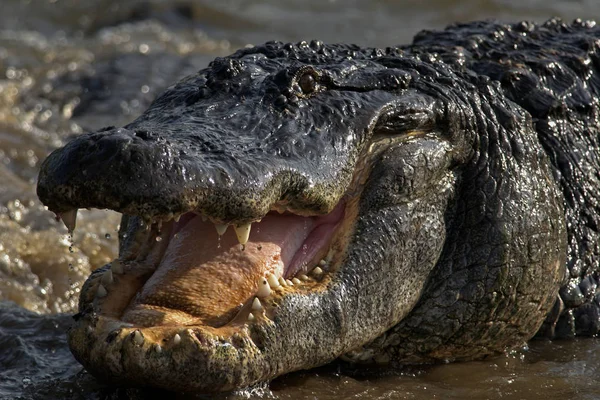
left=1, top=0, right=600, bottom=399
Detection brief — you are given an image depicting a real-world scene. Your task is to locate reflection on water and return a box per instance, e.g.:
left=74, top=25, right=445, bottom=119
left=1, top=0, right=599, bottom=399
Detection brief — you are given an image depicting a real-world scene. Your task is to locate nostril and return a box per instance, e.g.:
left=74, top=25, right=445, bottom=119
left=87, top=129, right=133, bottom=160
left=133, top=129, right=153, bottom=140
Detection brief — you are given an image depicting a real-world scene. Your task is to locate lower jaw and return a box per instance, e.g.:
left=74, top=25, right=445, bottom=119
left=69, top=238, right=339, bottom=392
left=69, top=276, right=341, bottom=392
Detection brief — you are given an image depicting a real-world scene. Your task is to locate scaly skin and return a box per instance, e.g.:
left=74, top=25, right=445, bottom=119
left=36, top=19, right=600, bottom=392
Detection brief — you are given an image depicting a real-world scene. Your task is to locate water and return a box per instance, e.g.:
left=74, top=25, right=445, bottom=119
left=1, top=0, right=600, bottom=398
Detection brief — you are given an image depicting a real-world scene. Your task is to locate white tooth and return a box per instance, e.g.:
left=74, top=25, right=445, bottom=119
left=312, top=267, right=323, bottom=275
left=267, top=274, right=280, bottom=289
left=292, top=278, right=301, bottom=285
left=61, top=209, right=78, bottom=232
left=173, top=333, right=181, bottom=344
left=299, top=274, right=309, bottom=281
left=215, top=223, right=228, bottom=236
left=319, top=259, right=327, bottom=266
left=251, top=297, right=262, bottom=311
left=247, top=312, right=255, bottom=321
left=133, top=330, right=144, bottom=345
left=326, top=249, right=334, bottom=262
left=201, top=215, right=207, bottom=222
left=286, top=279, right=294, bottom=286
left=154, top=344, right=162, bottom=353
left=234, top=224, right=251, bottom=245
left=278, top=277, right=287, bottom=287
left=97, top=284, right=107, bottom=298
left=174, top=214, right=181, bottom=222
left=257, top=278, right=271, bottom=297
left=111, top=260, right=124, bottom=274
left=101, top=269, right=113, bottom=286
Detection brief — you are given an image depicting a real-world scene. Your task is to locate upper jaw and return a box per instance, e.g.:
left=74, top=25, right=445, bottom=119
left=35, top=86, right=424, bottom=223
left=35, top=123, right=353, bottom=223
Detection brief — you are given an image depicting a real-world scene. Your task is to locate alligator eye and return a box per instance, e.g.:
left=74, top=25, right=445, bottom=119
left=299, top=72, right=318, bottom=95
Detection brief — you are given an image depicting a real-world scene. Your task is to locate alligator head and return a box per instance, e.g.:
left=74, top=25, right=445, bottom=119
left=37, top=39, right=565, bottom=392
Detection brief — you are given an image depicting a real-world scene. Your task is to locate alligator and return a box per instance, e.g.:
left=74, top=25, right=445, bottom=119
left=36, top=18, right=600, bottom=392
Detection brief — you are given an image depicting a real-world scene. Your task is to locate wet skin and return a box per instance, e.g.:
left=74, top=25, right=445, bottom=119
left=37, top=19, right=600, bottom=392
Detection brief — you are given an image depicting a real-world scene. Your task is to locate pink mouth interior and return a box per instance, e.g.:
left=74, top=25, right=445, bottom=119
left=121, top=202, right=344, bottom=327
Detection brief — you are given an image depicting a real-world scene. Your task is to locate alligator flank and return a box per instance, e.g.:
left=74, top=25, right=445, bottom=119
left=37, top=18, right=600, bottom=392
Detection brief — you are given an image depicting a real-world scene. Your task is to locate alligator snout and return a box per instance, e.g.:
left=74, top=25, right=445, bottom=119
left=37, top=120, right=349, bottom=224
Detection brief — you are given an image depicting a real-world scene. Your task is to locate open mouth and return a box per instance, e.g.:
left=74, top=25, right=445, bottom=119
left=114, top=200, right=345, bottom=330
left=66, top=191, right=357, bottom=360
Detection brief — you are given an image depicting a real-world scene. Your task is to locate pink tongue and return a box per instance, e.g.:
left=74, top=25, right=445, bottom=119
left=123, top=213, right=320, bottom=327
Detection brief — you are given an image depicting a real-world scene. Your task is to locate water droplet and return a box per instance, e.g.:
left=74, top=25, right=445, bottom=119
left=105, top=233, right=111, bottom=239
left=217, top=235, right=221, bottom=249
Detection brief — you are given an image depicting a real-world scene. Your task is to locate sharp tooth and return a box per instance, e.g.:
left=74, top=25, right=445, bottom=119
left=251, top=297, right=262, bottom=311
left=132, top=330, right=144, bottom=345
left=299, top=274, right=309, bottom=281
left=267, top=274, right=280, bottom=289
left=292, top=278, right=301, bottom=285
left=234, top=224, right=251, bottom=245
left=201, top=215, right=207, bottom=222
left=286, top=279, right=294, bottom=286
left=173, top=333, right=181, bottom=344
left=257, top=278, right=271, bottom=297
left=101, top=269, right=113, bottom=286
left=174, top=214, right=181, bottom=222
left=312, top=266, right=323, bottom=275
left=278, top=277, right=287, bottom=287
left=215, top=223, right=228, bottom=236
left=247, top=312, right=255, bottom=321
left=154, top=344, right=162, bottom=353
left=97, top=284, right=107, bottom=298
left=61, top=209, right=78, bottom=233
left=319, top=259, right=327, bottom=266
left=111, top=260, right=124, bottom=274
left=326, top=249, right=334, bottom=263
